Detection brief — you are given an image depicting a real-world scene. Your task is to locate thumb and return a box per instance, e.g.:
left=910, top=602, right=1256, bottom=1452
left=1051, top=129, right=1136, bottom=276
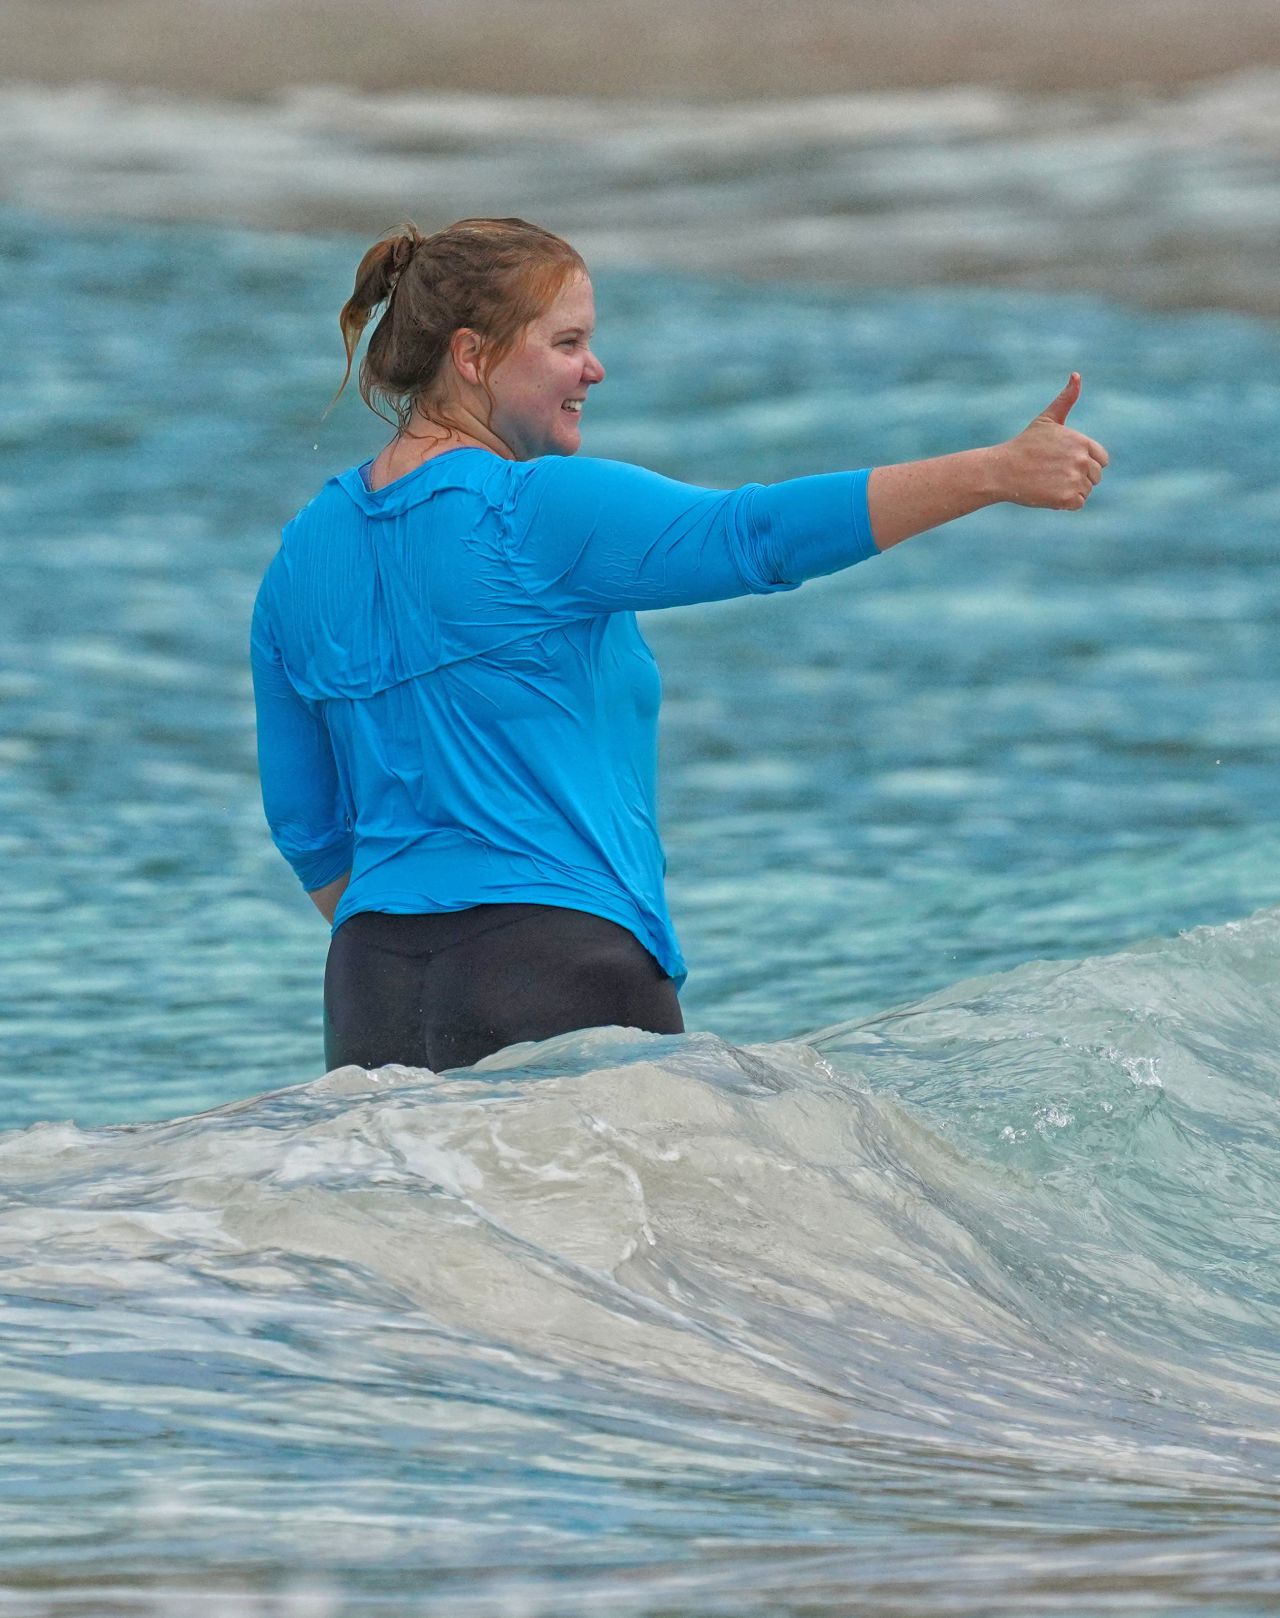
left=1040, top=371, right=1081, bottom=426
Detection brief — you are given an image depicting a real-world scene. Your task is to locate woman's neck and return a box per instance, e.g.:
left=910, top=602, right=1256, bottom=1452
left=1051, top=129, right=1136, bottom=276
left=368, top=412, right=511, bottom=491
left=405, top=404, right=512, bottom=462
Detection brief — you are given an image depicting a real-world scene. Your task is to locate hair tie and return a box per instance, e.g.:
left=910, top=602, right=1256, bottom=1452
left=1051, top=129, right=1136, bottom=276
left=385, top=228, right=424, bottom=296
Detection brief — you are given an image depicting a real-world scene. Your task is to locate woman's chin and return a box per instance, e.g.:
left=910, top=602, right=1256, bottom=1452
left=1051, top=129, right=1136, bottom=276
left=546, top=421, right=583, bottom=457
left=508, top=417, right=583, bottom=459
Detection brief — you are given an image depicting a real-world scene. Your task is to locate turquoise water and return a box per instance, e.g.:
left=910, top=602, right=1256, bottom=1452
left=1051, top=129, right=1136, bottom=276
left=3, top=208, right=1280, bottom=1614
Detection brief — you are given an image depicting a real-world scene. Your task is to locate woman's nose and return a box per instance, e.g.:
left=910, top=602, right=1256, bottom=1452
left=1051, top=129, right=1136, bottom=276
left=584, top=349, right=606, bottom=384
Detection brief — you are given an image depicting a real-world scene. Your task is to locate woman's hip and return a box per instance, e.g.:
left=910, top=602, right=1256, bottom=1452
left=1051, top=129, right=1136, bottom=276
left=323, top=903, right=682, bottom=1071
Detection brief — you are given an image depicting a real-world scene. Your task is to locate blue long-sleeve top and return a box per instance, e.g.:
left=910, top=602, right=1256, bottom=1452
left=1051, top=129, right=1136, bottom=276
left=251, top=449, right=877, bottom=987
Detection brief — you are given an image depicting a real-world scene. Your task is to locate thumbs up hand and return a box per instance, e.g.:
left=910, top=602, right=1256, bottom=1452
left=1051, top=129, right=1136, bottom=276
left=991, top=373, right=1109, bottom=510
left=865, top=372, right=1112, bottom=550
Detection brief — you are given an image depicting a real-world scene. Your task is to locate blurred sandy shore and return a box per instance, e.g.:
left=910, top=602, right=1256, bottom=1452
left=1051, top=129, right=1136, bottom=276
left=3, top=0, right=1280, bottom=99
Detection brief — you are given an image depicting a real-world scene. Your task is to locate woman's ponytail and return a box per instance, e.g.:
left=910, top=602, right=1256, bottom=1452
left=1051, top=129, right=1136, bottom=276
left=331, top=224, right=425, bottom=412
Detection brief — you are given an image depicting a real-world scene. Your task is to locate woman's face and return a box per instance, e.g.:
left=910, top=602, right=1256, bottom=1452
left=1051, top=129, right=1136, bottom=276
left=485, top=273, right=605, bottom=460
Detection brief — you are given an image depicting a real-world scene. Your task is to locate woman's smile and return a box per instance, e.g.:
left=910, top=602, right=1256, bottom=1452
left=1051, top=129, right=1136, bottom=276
left=486, top=272, right=605, bottom=458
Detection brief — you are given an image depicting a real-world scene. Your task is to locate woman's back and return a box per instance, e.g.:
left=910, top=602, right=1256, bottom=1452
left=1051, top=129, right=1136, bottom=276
left=253, top=447, right=684, bottom=976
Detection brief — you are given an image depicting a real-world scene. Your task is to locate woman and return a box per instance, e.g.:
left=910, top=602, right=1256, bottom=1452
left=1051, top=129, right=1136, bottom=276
left=252, top=216, right=1108, bottom=1073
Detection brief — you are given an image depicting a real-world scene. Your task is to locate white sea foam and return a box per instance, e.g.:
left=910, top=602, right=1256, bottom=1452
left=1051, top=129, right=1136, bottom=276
left=5, top=913, right=1280, bottom=1607
left=2, top=73, right=1278, bottom=310
left=7, top=914, right=1280, bottom=1460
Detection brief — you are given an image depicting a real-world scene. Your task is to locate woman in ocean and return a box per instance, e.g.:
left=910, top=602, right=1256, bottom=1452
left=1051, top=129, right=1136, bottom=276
left=251, top=216, right=1108, bottom=1073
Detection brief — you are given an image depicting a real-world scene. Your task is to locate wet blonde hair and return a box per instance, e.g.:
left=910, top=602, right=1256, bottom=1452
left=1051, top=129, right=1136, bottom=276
left=334, top=216, right=587, bottom=433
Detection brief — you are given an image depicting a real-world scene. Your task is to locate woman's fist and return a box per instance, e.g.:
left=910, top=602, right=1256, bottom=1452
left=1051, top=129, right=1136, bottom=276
left=990, top=374, right=1109, bottom=511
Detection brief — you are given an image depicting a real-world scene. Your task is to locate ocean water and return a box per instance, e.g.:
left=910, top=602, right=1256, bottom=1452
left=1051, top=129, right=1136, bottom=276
left=3, top=204, right=1280, bottom=1613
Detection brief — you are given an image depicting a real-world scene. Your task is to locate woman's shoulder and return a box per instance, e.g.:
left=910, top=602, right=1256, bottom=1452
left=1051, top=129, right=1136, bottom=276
left=514, top=453, right=683, bottom=499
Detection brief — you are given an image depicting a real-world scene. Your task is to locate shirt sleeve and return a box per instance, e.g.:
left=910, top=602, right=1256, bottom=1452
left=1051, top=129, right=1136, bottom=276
left=251, top=587, right=353, bottom=892
left=504, top=456, right=876, bottom=615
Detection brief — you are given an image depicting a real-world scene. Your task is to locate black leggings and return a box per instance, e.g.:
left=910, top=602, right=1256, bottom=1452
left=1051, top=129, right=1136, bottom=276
left=323, top=903, right=684, bottom=1072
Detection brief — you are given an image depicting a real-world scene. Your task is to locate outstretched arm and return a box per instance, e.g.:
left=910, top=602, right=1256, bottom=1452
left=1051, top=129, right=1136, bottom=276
left=868, top=374, right=1109, bottom=550
left=506, top=373, right=1107, bottom=616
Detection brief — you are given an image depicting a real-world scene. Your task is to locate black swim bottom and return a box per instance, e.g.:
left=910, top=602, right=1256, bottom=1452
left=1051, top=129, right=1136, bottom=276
left=323, top=903, right=684, bottom=1072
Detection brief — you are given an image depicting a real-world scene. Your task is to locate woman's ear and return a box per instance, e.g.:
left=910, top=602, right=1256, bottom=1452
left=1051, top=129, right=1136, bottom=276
left=449, top=327, right=485, bottom=388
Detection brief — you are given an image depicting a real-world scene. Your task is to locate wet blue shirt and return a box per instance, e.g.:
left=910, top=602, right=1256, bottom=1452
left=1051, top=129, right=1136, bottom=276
left=251, top=449, right=876, bottom=986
